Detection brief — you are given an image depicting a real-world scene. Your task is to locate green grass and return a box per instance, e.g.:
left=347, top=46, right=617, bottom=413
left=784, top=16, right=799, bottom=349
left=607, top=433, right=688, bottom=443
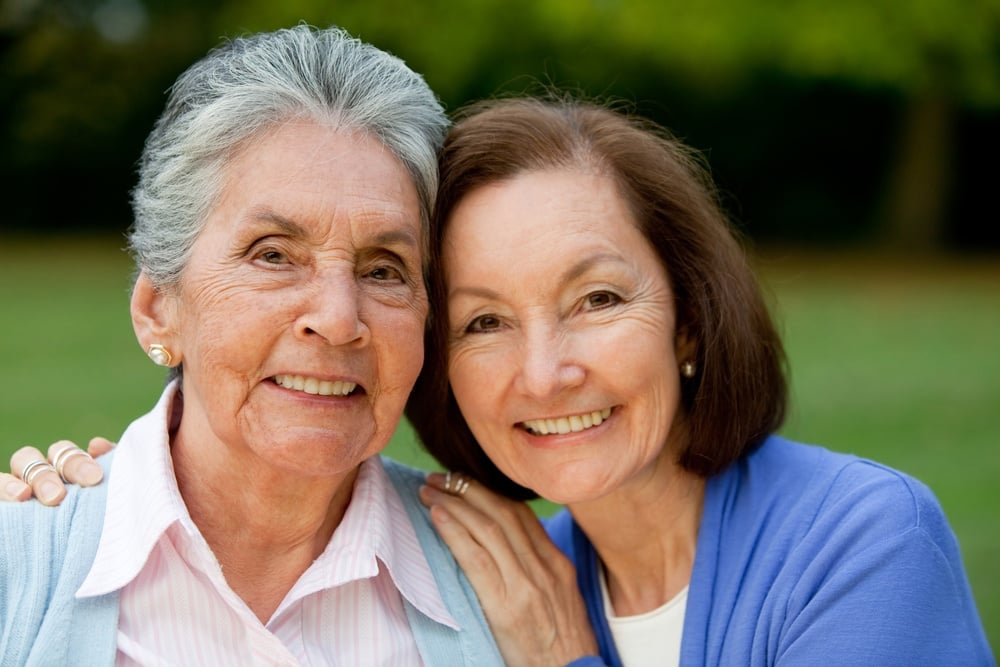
left=2, top=236, right=997, bottom=651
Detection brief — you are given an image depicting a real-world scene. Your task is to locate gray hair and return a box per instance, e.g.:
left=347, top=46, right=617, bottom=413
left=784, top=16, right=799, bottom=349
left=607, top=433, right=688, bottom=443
left=130, top=24, right=448, bottom=287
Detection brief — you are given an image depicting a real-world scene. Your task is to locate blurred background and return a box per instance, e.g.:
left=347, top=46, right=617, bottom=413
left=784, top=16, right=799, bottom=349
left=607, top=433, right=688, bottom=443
left=2, top=0, right=998, bottom=651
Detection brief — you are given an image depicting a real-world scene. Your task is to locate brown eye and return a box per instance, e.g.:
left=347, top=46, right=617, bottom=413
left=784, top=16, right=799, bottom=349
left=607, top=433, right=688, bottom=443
left=584, top=291, right=620, bottom=310
left=367, top=266, right=403, bottom=282
left=256, top=248, right=289, bottom=264
left=467, top=314, right=502, bottom=333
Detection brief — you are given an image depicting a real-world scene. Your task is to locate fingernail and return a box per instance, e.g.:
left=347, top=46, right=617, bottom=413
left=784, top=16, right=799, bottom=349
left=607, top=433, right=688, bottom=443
left=418, top=484, right=443, bottom=504
left=429, top=504, right=451, bottom=523
left=39, top=481, right=62, bottom=504
left=78, top=464, right=104, bottom=486
left=5, top=481, right=28, bottom=499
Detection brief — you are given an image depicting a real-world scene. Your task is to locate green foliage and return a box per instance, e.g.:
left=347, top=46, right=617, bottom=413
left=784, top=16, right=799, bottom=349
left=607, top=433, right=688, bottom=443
left=0, top=238, right=997, bottom=648
left=3, top=0, right=998, bottom=247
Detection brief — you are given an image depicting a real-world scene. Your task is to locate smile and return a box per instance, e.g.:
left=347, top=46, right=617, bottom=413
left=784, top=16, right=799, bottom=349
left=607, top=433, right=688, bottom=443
left=272, top=374, right=358, bottom=396
left=520, top=408, right=612, bottom=435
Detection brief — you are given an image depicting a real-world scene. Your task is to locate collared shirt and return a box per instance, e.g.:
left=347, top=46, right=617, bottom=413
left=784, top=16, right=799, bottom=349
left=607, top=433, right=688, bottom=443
left=77, top=383, right=458, bottom=666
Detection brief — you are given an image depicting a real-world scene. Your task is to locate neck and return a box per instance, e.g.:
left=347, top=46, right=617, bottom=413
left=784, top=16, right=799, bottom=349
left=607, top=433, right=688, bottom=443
left=568, top=463, right=704, bottom=617
left=170, top=426, right=359, bottom=623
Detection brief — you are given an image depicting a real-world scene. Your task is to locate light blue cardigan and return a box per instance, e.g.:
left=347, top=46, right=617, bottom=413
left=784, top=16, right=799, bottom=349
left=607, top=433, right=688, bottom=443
left=0, top=454, right=503, bottom=666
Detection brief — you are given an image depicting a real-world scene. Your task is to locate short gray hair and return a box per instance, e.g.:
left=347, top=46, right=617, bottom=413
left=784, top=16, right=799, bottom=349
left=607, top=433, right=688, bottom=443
left=130, top=25, right=448, bottom=287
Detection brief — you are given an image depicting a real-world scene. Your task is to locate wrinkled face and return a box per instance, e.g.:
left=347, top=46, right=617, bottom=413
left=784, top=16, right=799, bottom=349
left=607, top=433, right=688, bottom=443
left=444, top=169, right=689, bottom=505
left=157, top=121, right=427, bottom=478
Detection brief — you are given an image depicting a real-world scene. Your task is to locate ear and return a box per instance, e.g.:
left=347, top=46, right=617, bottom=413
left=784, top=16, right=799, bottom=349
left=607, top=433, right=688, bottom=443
left=131, top=271, right=181, bottom=365
left=674, top=326, right=698, bottom=366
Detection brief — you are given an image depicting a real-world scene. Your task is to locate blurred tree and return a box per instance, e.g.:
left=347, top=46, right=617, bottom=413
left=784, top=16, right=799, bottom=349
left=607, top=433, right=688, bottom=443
left=2, top=0, right=998, bottom=247
left=513, top=0, right=1000, bottom=247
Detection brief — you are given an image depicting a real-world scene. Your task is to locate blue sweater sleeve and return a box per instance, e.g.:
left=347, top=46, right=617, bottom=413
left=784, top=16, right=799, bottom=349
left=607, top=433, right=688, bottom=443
left=773, top=464, right=993, bottom=665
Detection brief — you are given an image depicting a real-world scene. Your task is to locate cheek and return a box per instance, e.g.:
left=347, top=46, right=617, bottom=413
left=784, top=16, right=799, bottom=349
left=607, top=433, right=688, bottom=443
left=378, top=309, right=428, bottom=392
left=448, top=352, right=511, bottom=447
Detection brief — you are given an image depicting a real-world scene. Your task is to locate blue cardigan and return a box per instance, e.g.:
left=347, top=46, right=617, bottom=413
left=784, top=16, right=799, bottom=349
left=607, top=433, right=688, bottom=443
left=0, top=454, right=503, bottom=666
left=549, top=436, right=993, bottom=666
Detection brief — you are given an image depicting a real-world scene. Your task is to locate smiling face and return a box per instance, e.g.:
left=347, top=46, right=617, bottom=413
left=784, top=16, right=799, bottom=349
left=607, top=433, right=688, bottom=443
left=443, top=168, right=692, bottom=505
left=139, top=121, right=427, bottom=480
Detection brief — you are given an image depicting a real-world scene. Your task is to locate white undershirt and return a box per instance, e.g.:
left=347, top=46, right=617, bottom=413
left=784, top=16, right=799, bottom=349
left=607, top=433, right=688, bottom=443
left=599, top=567, right=687, bottom=667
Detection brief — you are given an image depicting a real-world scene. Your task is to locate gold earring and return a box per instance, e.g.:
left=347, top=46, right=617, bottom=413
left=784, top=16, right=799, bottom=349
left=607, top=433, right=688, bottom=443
left=680, top=360, right=696, bottom=378
left=147, top=344, right=173, bottom=366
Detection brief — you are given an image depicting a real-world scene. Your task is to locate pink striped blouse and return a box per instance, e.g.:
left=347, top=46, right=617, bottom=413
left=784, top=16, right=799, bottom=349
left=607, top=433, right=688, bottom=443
left=76, top=384, right=458, bottom=665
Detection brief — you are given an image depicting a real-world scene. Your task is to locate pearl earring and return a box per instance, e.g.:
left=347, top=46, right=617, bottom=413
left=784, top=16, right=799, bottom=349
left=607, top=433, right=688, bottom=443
left=147, top=344, right=173, bottom=367
left=680, top=360, right=696, bottom=378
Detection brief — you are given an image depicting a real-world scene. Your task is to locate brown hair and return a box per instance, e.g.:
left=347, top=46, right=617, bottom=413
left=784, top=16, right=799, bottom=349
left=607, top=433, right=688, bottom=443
left=405, top=96, right=788, bottom=500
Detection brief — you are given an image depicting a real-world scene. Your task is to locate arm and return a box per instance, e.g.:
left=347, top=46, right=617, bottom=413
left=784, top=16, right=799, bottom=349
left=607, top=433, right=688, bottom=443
left=419, top=473, right=604, bottom=667
left=0, top=438, right=112, bottom=505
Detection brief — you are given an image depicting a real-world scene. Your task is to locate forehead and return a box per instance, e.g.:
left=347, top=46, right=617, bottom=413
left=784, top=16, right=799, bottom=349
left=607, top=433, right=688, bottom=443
left=444, top=168, right=648, bottom=261
left=210, top=121, right=422, bottom=242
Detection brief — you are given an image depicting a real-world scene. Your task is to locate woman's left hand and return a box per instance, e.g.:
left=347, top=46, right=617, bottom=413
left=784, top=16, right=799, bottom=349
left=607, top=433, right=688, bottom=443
left=420, top=473, right=599, bottom=667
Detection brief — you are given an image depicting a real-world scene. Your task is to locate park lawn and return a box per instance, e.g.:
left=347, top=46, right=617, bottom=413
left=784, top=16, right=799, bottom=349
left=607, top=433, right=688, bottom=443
left=1, top=236, right=997, bottom=650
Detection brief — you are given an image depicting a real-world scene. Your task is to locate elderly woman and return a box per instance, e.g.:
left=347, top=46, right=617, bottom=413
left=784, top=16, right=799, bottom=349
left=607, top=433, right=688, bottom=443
left=0, top=26, right=504, bottom=664
left=408, top=98, right=992, bottom=665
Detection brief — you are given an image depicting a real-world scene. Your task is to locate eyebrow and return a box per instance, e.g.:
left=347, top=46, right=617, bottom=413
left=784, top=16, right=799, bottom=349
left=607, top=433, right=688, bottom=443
left=246, top=209, right=308, bottom=237
left=247, top=208, right=421, bottom=250
left=448, top=251, right=627, bottom=300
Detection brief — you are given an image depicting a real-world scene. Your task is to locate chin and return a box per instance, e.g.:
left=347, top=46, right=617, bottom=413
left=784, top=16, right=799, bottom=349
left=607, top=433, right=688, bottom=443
left=522, top=471, right=614, bottom=507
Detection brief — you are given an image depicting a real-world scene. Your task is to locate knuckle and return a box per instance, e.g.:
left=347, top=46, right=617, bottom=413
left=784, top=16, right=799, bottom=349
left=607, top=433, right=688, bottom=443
left=47, top=439, right=77, bottom=458
left=466, top=545, right=495, bottom=573
left=495, top=503, right=520, bottom=525
left=11, top=446, right=44, bottom=473
left=482, top=517, right=505, bottom=541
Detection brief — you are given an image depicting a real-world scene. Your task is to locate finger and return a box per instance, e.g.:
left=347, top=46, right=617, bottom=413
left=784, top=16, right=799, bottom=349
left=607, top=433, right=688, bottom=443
left=422, top=484, right=598, bottom=664
left=48, top=440, right=103, bottom=486
left=0, top=472, right=32, bottom=502
left=421, top=482, right=543, bottom=586
left=11, top=446, right=66, bottom=506
left=427, top=472, right=554, bottom=562
left=87, top=436, right=116, bottom=458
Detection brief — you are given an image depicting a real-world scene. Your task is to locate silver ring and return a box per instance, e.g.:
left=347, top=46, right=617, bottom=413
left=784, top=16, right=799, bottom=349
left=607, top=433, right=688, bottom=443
left=444, top=471, right=471, bottom=497
left=20, top=459, right=57, bottom=486
left=52, top=445, right=93, bottom=483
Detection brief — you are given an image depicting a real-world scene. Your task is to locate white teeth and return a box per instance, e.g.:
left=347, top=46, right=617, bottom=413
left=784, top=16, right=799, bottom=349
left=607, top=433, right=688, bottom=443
left=522, top=408, right=612, bottom=436
left=273, top=374, right=357, bottom=396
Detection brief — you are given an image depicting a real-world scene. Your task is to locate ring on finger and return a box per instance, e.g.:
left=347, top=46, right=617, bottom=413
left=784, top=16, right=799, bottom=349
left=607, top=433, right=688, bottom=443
left=444, top=471, right=471, bottom=497
left=52, top=445, right=93, bottom=483
left=20, top=459, right=57, bottom=486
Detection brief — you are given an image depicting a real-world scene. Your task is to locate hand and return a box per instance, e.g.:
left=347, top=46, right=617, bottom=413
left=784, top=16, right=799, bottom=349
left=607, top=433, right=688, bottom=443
left=420, top=473, right=599, bottom=667
left=0, top=437, right=113, bottom=505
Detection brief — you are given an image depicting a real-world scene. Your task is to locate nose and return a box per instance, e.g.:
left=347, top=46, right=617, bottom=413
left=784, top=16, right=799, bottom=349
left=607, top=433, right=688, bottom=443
left=514, top=324, right=585, bottom=400
left=296, top=269, right=370, bottom=347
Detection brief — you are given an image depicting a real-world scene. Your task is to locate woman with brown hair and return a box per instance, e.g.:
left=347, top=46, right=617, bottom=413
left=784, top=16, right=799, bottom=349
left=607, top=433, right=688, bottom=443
left=410, top=96, right=991, bottom=665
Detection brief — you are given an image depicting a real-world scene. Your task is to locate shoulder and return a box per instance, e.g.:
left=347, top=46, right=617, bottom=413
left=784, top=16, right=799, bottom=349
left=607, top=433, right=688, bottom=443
left=706, top=435, right=965, bottom=602
left=1, top=455, right=114, bottom=656
left=735, top=435, right=942, bottom=533
left=695, top=438, right=991, bottom=664
left=0, top=453, right=113, bottom=556
left=377, top=457, right=506, bottom=663
left=380, top=455, right=430, bottom=499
